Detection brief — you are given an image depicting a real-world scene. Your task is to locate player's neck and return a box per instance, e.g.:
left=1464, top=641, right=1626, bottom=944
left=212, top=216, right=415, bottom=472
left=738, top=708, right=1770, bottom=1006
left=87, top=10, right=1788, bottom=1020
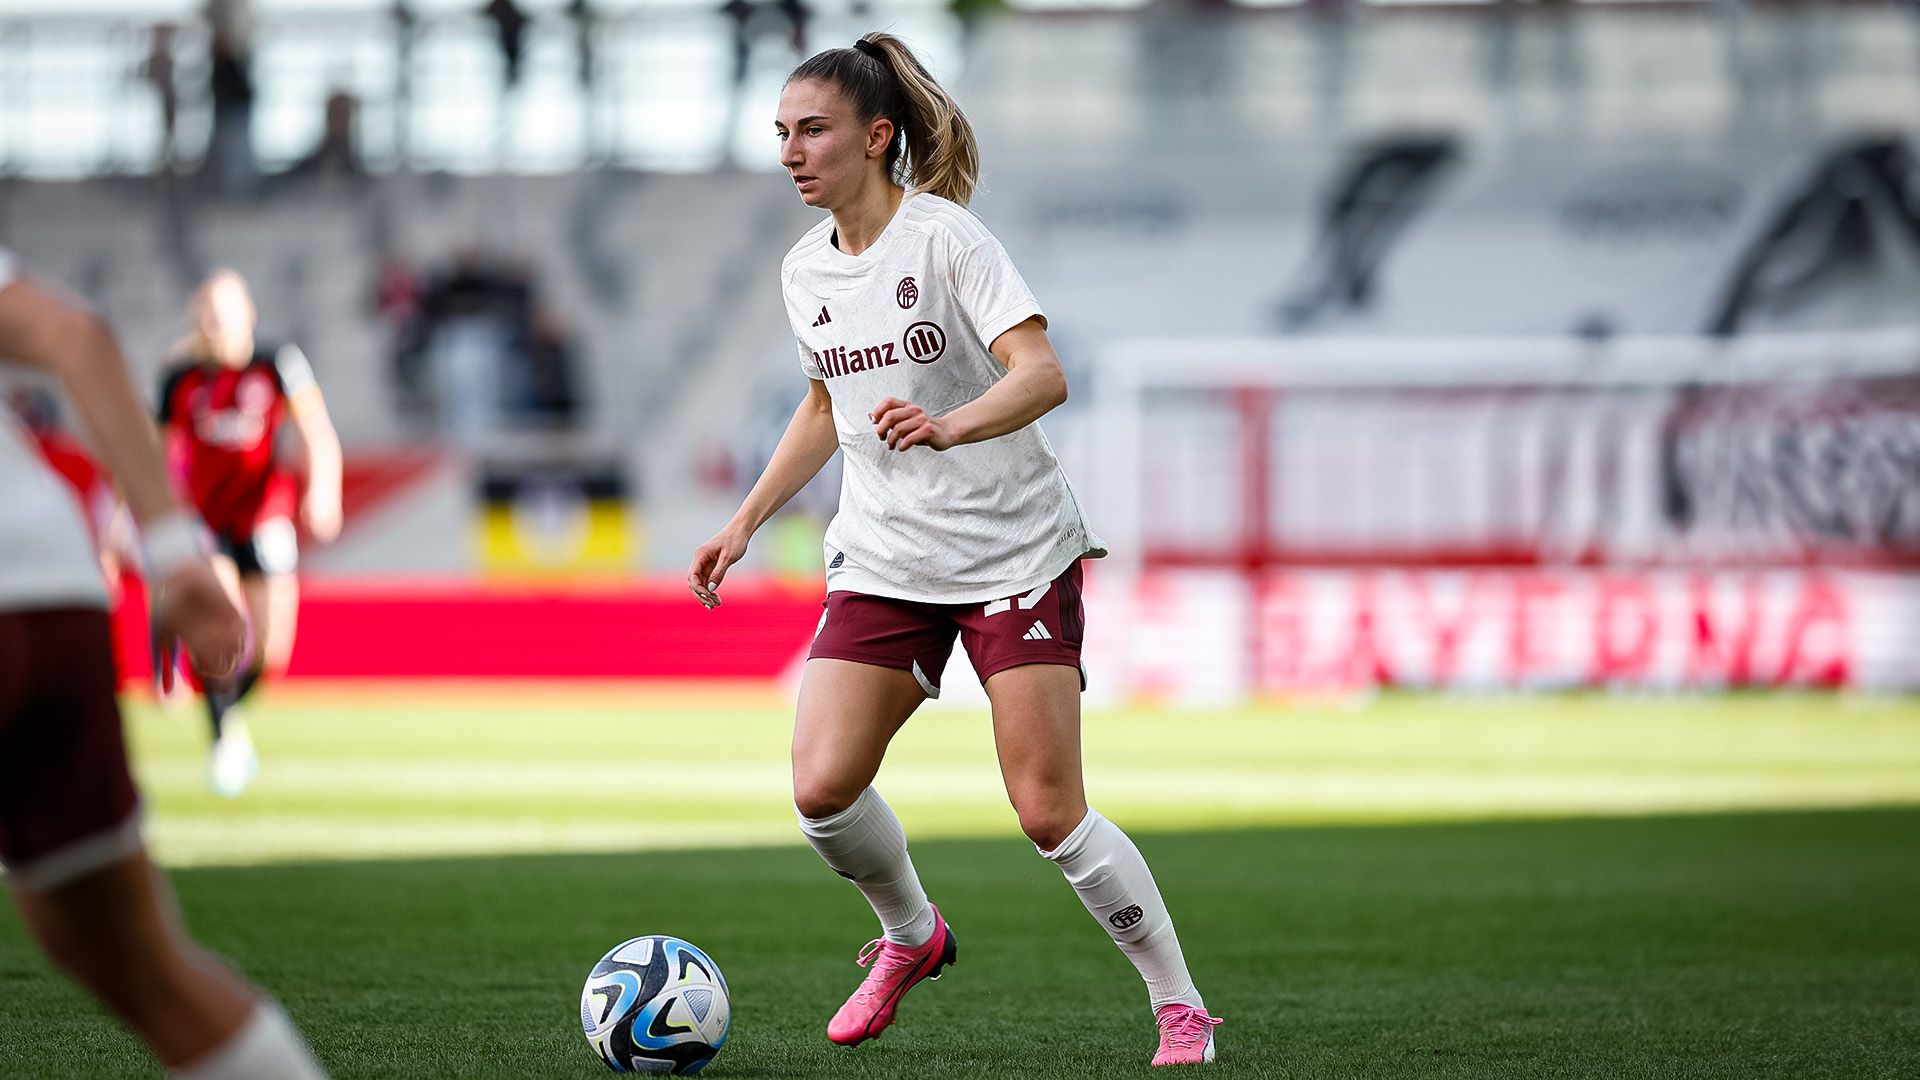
left=831, top=183, right=904, bottom=257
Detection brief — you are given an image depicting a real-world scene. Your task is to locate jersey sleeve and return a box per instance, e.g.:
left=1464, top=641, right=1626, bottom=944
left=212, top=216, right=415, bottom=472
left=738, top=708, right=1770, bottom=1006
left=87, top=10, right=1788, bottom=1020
left=797, top=336, right=824, bottom=380
left=272, top=344, right=318, bottom=397
left=949, top=234, right=1046, bottom=352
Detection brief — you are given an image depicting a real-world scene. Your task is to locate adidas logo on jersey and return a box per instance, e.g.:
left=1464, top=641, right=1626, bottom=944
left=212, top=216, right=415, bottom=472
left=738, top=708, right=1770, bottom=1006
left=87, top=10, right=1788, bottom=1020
left=1023, top=621, right=1052, bottom=641
left=812, top=306, right=831, bottom=327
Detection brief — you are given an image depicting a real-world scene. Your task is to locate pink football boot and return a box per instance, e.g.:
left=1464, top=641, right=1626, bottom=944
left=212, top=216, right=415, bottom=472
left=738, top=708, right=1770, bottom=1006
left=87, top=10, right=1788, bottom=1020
left=1151, top=1003, right=1223, bottom=1066
left=827, top=905, right=958, bottom=1046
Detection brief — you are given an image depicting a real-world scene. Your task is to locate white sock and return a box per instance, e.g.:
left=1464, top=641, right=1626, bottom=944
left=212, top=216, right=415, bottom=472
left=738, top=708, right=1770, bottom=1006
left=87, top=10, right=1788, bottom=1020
left=171, top=1002, right=327, bottom=1080
left=797, top=786, right=936, bottom=948
left=1041, top=807, right=1204, bottom=1013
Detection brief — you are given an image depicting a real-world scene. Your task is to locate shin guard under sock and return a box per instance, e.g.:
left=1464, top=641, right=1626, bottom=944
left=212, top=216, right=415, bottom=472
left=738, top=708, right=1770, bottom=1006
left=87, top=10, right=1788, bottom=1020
left=1041, top=807, right=1204, bottom=1012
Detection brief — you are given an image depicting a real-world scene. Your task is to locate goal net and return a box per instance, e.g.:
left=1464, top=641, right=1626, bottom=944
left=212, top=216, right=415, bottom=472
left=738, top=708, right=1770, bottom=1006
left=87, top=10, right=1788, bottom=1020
left=1058, top=329, right=1920, bottom=701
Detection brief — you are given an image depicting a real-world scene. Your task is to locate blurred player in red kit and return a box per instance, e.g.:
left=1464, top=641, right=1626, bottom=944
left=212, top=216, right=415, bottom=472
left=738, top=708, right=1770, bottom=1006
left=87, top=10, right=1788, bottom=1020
left=156, top=270, right=342, bottom=797
left=0, top=249, right=328, bottom=1078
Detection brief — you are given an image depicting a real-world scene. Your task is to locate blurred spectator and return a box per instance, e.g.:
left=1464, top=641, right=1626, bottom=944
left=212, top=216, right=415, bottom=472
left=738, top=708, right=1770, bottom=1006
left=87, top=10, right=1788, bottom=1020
left=722, top=0, right=754, bottom=86
left=425, top=253, right=512, bottom=446
left=721, top=0, right=809, bottom=86
left=486, top=0, right=530, bottom=89
left=375, top=257, right=426, bottom=333
left=779, top=0, right=809, bottom=54
left=949, top=0, right=1004, bottom=45
left=203, top=0, right=258, bottom=199
left=392, top=1, right=417, bottom=158
left=400, top=253, right=581, bottom=443
left=289, top=92, right=364, bottom=180
left=568, top=0, right=596, bottom=89
left=140, top=24, right=179, bottom=170
left=375, top=255, right=430, bottom=415
left=517, top=307, right=581, bottom=426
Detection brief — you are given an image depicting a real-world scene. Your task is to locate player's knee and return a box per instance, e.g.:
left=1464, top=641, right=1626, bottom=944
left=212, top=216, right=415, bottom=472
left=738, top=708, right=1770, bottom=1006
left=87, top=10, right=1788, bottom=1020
left=792, top=781, right=857, bottom=822
left=1016, top=804, right=1083, bottom=852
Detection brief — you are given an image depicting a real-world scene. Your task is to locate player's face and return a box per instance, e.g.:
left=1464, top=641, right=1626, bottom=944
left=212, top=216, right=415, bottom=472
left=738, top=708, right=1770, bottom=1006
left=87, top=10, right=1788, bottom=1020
left=193, top=279, right=256, bottom=367
left=776, top=79, right=890, bottom=210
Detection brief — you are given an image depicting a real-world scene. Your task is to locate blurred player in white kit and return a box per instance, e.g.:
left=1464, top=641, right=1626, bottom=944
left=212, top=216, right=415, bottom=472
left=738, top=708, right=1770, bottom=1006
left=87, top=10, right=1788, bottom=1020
left=0, top=249, right=328, bottom=1079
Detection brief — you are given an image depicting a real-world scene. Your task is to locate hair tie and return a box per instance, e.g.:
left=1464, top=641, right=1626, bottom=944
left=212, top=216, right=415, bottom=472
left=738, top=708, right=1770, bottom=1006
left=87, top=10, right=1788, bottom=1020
left=852, top=39, right=886, bottom=63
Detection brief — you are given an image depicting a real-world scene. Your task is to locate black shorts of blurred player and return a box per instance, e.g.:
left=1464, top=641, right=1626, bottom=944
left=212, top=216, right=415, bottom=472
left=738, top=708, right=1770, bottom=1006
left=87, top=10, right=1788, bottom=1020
left=215, top=517, right=299, bottom=578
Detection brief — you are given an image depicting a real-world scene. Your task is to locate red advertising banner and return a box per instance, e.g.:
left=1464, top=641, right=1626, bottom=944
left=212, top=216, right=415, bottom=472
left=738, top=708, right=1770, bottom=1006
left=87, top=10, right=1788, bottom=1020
left=113, top=569, right=1911, bottom=701
left=1082, top=568, right=1911, bottom=704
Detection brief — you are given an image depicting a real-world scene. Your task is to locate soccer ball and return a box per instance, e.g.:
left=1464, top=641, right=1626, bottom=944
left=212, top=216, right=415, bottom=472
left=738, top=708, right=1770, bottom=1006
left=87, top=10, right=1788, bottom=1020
left=580, top=936, right=731, bottom=1075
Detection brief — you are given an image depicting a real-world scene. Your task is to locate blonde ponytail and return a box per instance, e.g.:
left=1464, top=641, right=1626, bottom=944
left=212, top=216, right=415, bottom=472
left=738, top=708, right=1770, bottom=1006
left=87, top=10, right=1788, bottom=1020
left=788, top=33, right=981, bottom=207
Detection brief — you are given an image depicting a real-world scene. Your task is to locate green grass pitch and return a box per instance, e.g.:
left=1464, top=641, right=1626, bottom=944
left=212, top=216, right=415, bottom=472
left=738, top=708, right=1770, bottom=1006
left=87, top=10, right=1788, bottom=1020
left=112, top=684, right=1920, bottom=865
left=3, top=812, right=1917, bottom=1078
left=2, top=685, right=1918, bottom=1077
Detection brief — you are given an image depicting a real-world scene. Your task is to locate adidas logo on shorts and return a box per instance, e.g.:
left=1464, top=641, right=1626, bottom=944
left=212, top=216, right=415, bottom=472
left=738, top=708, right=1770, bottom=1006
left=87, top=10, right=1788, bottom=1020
left=1023, top=621, right=1051, bottom=641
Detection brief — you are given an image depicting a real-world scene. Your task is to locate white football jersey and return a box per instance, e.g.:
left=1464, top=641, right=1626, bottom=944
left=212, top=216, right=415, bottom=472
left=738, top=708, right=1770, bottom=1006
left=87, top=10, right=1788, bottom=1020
left=0, top=248, right=109, bottom=612
left=782, top=193, right=1105, bottom=604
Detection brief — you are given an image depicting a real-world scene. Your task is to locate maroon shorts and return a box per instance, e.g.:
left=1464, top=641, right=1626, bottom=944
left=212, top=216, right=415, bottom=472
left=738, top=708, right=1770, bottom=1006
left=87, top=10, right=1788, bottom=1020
left=0, top=608, right=142, bottom=890
left=809, top=560, right=1086, bottom=696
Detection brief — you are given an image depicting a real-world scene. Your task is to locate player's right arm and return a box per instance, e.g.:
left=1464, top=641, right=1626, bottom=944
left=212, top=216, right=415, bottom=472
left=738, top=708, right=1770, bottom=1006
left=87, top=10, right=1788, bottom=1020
left=688, top=378, right=838, bottom=609
left=0, top=275, right=247, bottom=681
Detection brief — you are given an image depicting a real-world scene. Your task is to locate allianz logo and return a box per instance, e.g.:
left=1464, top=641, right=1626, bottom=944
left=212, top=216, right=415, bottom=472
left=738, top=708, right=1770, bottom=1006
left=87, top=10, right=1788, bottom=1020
left=813, top=341, right=899, bottom=379
left=814, top=322, right=948, bottom=379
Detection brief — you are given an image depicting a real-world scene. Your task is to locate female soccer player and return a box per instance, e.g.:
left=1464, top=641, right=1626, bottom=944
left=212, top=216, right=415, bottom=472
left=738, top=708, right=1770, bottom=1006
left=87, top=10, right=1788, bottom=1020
left=688, top=34, right=1222, bottom=1067
left=0, top=249, right=327, bottom=1079
left=157, top=270, right=342, bottom=797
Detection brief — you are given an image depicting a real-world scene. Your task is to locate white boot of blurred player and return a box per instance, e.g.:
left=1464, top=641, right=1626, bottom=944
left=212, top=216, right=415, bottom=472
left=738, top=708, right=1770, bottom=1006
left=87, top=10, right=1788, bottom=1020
left=208, top=711, right=258, bottom=799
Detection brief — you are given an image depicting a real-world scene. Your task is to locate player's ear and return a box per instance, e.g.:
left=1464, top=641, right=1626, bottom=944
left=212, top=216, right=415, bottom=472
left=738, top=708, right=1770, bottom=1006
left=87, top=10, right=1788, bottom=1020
left=868, top=118, right=895, bottom=161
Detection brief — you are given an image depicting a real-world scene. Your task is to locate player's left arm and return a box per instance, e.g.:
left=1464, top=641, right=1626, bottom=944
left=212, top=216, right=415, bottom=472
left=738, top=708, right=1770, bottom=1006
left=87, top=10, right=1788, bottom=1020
left=281, top=352, right=344, bottom=542
left=870, top=317, right=1067, bottom=451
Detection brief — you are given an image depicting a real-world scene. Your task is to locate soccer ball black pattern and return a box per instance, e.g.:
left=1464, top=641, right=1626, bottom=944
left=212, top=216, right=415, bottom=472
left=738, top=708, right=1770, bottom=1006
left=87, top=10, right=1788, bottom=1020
left=581, top=936, right=731, bottom=1075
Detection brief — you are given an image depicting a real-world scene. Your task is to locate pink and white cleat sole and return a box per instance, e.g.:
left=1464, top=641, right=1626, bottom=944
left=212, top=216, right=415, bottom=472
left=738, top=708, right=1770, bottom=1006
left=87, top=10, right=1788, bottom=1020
left=1152, top=1004, right=1223, bottom=1066
left=827, top=905, right=958, bottom=1046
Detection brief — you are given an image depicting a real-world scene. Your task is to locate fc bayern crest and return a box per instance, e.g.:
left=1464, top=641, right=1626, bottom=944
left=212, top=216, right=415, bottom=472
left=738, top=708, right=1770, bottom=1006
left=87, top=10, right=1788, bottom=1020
left=896, top=277, right=919, bottom=309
